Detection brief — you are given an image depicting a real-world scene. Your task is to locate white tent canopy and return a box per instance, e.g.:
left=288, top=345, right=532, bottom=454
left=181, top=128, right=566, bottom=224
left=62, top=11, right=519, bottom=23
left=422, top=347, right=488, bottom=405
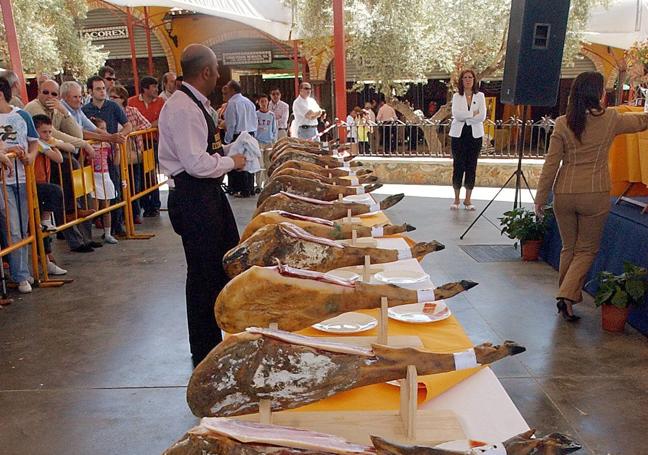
left=584, top=0, right=648, bottom=49
left=105, top=0, right=295, bottom=41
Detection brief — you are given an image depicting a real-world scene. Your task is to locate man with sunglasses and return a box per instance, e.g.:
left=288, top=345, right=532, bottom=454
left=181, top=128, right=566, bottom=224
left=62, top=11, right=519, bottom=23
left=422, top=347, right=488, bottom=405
left=99, top=66, right=118, bottom=90
left=24, top=80, right=94, bottom=156
left=292, top=82, right=323, bottom=140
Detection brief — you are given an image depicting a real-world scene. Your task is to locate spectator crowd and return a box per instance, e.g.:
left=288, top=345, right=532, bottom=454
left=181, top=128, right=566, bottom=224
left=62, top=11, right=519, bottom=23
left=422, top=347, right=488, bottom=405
left=0, top=63, right=389, bottom=297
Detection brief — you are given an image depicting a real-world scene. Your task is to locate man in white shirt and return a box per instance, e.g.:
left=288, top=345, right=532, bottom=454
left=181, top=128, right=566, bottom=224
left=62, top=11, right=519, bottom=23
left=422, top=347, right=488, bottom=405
left=376, top=97, right=398, bottom=153
left=222, top=80, right=257, bottom=197
left=158, top=44, right=246, bottom=367
left=269, top=88, right=289, bottom=139
left=292, top=82, right=322, bottom=141
left=159, top=72, right=177, bottom=101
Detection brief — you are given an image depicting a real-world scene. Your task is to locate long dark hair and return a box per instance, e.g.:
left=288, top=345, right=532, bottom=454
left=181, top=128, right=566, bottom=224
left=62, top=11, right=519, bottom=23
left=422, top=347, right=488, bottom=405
left=457, top=69, right=479, bottom=96
left=566, top=71, right=605, bottom=142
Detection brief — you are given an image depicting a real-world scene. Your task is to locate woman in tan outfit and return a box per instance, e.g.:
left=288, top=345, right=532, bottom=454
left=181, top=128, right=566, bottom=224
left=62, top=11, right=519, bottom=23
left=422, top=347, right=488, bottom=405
left=536, top=71, right=648, bottom=321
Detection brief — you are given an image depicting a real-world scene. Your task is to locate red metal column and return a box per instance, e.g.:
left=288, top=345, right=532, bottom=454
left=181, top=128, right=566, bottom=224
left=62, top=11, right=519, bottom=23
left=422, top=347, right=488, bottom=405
left=144, top=7, right=154, bottom=75
left=126, top=7, right=140, bottom=95
left=292, top=40, right=300, bottom=97
left=332, top=0, right=347, bottom=141
left=0, top=0, right=28, bottom=103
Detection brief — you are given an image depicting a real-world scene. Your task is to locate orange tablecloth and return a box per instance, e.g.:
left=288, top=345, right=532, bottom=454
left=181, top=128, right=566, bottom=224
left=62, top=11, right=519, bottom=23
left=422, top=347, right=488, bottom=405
left=291, top=210, right=481, bottom=412
left=609, top=105, right=648, bottom=196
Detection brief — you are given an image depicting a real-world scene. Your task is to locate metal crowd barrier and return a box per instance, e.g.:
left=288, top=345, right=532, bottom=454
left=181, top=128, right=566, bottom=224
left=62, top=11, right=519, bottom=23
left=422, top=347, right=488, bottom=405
left=342, top=117, right=554, bottom=159
left=120, top=128, right=167, bottom=239
left=0, top=153, right=41, bottom=300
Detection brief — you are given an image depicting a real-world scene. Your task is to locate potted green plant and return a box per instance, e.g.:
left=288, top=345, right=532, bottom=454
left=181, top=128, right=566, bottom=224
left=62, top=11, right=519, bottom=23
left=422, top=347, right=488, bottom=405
left=498, top=207, right=551, bottom=261
left=594, top=262, right=648, bottom=332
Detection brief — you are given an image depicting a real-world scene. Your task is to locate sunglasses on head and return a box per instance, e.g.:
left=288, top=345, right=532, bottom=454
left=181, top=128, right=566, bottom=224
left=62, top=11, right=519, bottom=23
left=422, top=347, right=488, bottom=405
left=42, top=90, right=58, bottom=97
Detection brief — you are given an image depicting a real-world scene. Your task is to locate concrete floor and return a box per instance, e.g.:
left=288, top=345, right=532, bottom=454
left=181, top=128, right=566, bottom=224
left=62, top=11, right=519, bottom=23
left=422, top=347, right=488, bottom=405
left=0, top=187, right=646, bottom=454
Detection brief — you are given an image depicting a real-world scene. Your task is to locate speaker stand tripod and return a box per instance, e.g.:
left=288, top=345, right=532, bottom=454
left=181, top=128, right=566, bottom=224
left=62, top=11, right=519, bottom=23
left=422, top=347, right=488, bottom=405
left=460, top=107, right=536, bottom=240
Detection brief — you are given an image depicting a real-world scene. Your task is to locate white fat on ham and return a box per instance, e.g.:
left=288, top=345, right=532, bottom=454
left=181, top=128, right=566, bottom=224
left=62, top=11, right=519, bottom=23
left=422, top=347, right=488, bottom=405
left=273, top=263, right=356, bottom=287
left=276, top=210, right=334, bottom=226
left=280, top=191, right=334, bottom=205
left=279, top=222, right=344, bottom=249
left=246, top=327, right=374, bottom=357
left=199, top=417, right=374, bottom=454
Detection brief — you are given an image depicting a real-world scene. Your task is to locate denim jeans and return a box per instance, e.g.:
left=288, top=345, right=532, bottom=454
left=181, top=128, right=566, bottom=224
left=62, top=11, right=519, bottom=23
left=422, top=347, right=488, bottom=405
left=297, top=126, right=318, bottom=140
left=0, top=183, right=31, bottom=282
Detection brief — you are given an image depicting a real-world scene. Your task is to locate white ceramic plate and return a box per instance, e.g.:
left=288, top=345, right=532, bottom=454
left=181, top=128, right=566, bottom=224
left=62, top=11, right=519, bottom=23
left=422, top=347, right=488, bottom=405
left=388, top=301, right=451, bottom=324
left=324, top=269, right=361, bottom=282
left=312, top=312, right=378, bottom=334
left=342, top=194, right=373, bottom=204
left=374, top=270, right=430, bottom=285
left=340, top=237, right=378, bottom=248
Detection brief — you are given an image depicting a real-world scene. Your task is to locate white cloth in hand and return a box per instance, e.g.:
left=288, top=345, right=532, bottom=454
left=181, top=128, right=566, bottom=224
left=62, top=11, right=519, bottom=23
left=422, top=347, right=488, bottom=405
left=226, top=131, right=262, bottom=173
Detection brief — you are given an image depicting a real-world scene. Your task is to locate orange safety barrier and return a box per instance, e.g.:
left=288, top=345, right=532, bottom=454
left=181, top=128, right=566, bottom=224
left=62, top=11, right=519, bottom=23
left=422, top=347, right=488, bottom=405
left=120, top=128, right=167, bottom=239
left=34, top=140, right=130, bottom=285
left=0, top=152, right=40, bottom=302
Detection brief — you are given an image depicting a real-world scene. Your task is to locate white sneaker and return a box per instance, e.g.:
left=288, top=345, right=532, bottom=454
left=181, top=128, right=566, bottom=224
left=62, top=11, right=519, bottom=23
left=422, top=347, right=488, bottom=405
left=18, top=280, right=32, bottom=293
left=103, top=233, right=118, bottom=244
left=41, top=217, right=57, bottom=232
left=47, top=260, right=67, bottom=275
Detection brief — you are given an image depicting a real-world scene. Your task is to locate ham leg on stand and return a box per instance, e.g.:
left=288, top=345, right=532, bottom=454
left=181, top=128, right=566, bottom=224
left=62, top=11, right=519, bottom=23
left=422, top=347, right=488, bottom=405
left=215, top=263, right=476, bottom=332
left=223, top=222, right=443, bottom=277
left=187, top=327, right=525, bottom=417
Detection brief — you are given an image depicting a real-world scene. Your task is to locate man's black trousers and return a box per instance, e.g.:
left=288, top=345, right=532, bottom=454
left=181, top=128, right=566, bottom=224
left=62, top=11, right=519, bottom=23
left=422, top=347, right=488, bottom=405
left=167, top=173, right=240, bottom=366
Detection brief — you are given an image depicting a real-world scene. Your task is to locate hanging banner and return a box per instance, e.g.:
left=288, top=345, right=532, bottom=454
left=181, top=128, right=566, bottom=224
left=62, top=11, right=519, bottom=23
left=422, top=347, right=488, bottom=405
left=222, top=51, right=273, bottom=66
left=82, top=26, right=129, bottom=41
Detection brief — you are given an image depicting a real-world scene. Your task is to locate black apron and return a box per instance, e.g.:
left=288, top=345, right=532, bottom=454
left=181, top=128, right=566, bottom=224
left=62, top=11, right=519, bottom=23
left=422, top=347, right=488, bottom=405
left=168, top=85, right=240, bottom=366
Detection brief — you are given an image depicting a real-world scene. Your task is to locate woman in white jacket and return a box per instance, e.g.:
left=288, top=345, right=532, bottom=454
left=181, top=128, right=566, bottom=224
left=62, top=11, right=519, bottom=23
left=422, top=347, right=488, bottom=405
left=449, top=69, right=487, bottom=210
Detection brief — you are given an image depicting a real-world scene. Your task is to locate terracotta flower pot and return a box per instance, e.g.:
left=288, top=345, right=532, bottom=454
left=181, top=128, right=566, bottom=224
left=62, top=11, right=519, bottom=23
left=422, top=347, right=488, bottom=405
left=601, top=304, right=630, bottom=332
left=521, top=239, right=542, bottom=261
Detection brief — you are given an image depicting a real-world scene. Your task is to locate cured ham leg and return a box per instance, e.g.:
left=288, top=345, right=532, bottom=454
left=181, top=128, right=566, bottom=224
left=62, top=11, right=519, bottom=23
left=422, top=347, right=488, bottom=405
left=165, top=418, right=374, bottom=455
left=274, top=167, right=378, bottom=187
left=271, top=160, right=372, bottom=178
left=241, top=210, right=414, bottom=241
left=258, top=175, right=382, bottom=206
left=187, top=327, right=525, bottom=417
left=215, top=264, right=476, bottom=332
left=223, top=222, right=443, bottom=277
left=254, top=192, right=404, bottom=219
left=371, top=430, right=582, bottom=455
left=268, top=151, right=362, bottom=176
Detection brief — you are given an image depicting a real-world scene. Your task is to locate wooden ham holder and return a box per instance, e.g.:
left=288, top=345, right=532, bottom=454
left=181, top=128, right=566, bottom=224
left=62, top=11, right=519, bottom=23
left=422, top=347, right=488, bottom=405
left=239, top=365, right=465, bottom=445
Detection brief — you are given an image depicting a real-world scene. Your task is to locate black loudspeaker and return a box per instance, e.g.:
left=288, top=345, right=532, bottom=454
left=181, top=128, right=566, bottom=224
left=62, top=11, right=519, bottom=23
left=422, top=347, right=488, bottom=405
left=501, top=0, right=571, bottom=106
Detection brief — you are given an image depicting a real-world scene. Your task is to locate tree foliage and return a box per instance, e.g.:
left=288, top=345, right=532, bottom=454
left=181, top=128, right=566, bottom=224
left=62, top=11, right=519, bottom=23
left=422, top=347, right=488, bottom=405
left=288, top=0, right=609, bottom=95
left=0, top=0, right=107, bottom=79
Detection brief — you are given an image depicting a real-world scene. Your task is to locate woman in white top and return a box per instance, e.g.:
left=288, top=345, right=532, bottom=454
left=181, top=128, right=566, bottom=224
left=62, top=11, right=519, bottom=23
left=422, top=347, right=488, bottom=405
left=449, top=69, right=487, bottom=210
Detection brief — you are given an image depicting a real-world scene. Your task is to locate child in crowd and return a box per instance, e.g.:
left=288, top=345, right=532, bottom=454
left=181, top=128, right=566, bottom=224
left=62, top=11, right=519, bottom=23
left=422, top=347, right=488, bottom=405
left=32, top=114, right=72, bottom=231
left=32, top=114, right=71, bottom=276
left=89, top=117, right=118, bottom=244
left=254, top=94, right=277, bottom=191
left=356, top=109, right=371, bottom=154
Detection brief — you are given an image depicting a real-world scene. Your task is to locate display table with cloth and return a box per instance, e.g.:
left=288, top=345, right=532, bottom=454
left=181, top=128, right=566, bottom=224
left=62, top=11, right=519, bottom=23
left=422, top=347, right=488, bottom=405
left=609, top=105, right=648, bottom=197
left=541, top=197, right=648, bottom=335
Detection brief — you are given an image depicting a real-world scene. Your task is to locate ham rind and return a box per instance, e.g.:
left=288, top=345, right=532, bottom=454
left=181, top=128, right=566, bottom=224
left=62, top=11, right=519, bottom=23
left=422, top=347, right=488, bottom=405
left=246, top=327, right=373, bottom=356
left=200, top=418, right=375, bottom=454
left=187, top=329, right=526, bottom=417
left=215, top=265, right=476, bottom=332
left=222, top=223, right=444, bottom=277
